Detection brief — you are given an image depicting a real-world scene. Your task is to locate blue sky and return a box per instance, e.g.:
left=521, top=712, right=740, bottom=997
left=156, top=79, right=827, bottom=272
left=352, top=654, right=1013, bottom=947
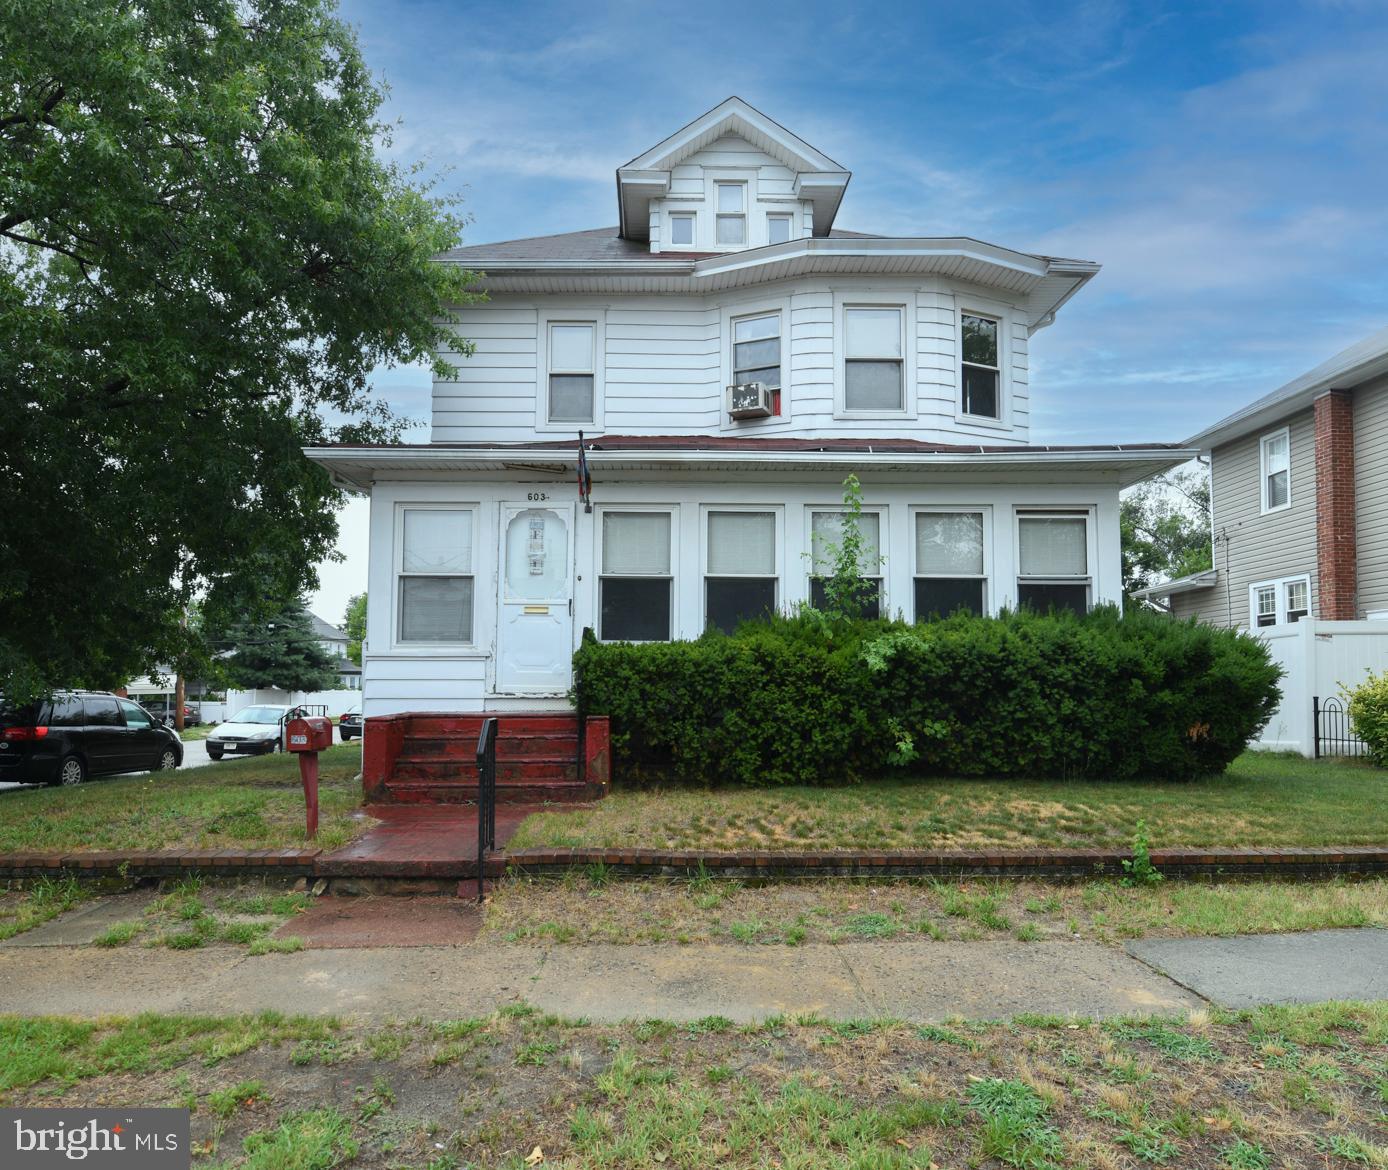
left=311, top=0, right=1388, bottom=621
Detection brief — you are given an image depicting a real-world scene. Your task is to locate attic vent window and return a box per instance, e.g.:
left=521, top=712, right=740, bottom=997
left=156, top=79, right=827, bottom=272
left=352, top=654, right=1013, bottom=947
left=716, top=182, right=746, bottom=246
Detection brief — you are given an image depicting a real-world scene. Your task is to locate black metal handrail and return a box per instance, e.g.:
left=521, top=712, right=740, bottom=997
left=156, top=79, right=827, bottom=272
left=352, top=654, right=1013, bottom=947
left=476, top=716, right=498, bottom=902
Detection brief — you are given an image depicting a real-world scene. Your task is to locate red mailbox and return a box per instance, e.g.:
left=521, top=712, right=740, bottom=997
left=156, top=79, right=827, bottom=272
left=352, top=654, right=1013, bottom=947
left=285, top=715, right=332, bottom=839
left=286, top=716, right=333, bottom=752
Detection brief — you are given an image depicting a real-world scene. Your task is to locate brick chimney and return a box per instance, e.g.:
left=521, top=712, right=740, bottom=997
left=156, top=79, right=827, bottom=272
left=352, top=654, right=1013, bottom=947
left=1314, top=389, right=1358, bottom=619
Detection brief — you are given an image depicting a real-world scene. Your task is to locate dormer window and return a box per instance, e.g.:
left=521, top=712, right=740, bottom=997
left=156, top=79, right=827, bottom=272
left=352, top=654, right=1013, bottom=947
left=669, top=213, right=694, bottom=247
left=716, top=182, right=746, bottom=245
left=767, top=214, right=792, bottom=245
left=961, top=313, right=1001, bottom=419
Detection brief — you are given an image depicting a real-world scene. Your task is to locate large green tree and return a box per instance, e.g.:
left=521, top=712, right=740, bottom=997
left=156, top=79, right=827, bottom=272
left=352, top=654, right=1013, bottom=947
left=219, top=599, right=338, bottom=694
left=0, top=0, right=479, bottom=699
left=1122, top=467, right=1214, bottom=606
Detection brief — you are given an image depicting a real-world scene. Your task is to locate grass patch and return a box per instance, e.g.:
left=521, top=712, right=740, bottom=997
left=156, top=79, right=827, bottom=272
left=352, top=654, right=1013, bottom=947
left=508, top=751, right=1388, bottom=853
left=0, top=878, right=84, bottom=940
left=0, top=743, right=366, bottom=854
left=241, top=1107, right=357, bottom=1170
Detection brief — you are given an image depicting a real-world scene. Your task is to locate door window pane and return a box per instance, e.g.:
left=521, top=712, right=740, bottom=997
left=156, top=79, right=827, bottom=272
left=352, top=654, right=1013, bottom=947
left=504, top=510, right=568, bottom=599
left=706, top=578, right=776, bottom=634
left=119, top=700, right=151, bottom=728
left=915, top=578, right=985, bottom=620
left=811, top=511, right=880, bottom=575
left=403, top=510, right=472, bottom=574
left=400, top=577, right=474, bottom=642
left=603, top=512, right=671, bottom=575
left=83, top=697, right=121, bottom=727
left=708, top=512, right=774, bottom=575
left=601, top=578, right=671, bottom=641
left=916, top=513, right=983, bottom=575
left=1017, top=582, right=1088, bottom=616
left=1018, top=517, right=1087, bottom=577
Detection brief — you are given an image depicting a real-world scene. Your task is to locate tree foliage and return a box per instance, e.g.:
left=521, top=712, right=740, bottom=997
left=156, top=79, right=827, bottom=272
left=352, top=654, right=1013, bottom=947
left=218, top=600, right=338, bottom=694
left=0, top=0, right=481, bottom=699
left=343, top=593, right=367, bottom=667
left=1122, top=468, right=1213, bottom=606
left=814, top=474, right=881, bottom=621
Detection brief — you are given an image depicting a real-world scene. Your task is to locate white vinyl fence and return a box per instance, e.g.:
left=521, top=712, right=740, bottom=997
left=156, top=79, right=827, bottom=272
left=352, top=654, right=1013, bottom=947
left=1252, top=620, right=1388, bottom=755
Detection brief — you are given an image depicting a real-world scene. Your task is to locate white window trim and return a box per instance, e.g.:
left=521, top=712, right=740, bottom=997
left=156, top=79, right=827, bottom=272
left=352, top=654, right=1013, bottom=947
left=1014, top=508, right=1096, bottom=609
left=953, top=296, right=1014, bottom=432
left=833, top=294, right=917, bottom=419
left=719, top=295, right=792, bottom=431
left=805, top=505, right=887, bottom=611
left=666, top=210, right=697, bottom=250
left=911, top=506, right=992, bottom=616
left=392, top=502, right=480, bottom=650
left=703, top=169, right=757, bottom=252
left=535, top=308, right=605, bottom=433
left=701, top=504, right=784, bottom=621
left=594, top=504, right=680, bottom=644
left=1247, top=573, right=1312, bottom=628
left=1259, top=426, right=1292, bottom=514
left=766, top=213, right=794, bottom=245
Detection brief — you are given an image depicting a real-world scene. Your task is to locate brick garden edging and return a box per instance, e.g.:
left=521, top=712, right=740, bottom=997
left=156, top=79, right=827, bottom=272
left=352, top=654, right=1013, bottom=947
left=1, top=845, right=1386, bottom=884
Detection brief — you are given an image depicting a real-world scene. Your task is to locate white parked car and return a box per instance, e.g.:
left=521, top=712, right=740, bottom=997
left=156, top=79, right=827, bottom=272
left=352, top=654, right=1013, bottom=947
left=205, top=705, right=292, bottom=761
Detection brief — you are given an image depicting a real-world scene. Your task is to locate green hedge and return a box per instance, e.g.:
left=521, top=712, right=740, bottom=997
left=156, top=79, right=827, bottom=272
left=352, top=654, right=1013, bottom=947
left=572, top=608, right=1282, bottom=785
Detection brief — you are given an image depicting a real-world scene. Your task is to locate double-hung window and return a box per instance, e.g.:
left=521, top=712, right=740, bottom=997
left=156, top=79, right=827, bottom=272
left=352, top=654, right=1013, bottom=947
left=600, top=512, right=673, bottom=642
left=1017, top=513, right=1090, bottom=616
left=715, top=182, right=746, bottom=246
left=1260, top=428, right=1290, bottom=512
left=733, top=311, right=781, bottom=412
left=961, top=313, right=1001, bottom=419
left=844, top=307, right=904, bottom=411
left=547, top=323, right=595, bottom=424
left=706, top=510, right=776, bottom=633
left=767, top=213, right=792, bottom=245
left=1250, top=575, right=1310, bottom=627
left=809, top=510, right=882, bottom=619
left=915, top=511, right=986, bottom=619
left=399, top=508, right=475, bottom=643
left=669, top=213, right=695, bottom=247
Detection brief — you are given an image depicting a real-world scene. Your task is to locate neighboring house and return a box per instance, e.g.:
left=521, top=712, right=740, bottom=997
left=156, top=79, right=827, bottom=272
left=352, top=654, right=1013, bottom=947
left=1135, top=325, right=1388, bottom=753
left=307, top=97, right=1191, bottom=720
left=309, top=613, right=363, bottom=691
left=223, top=612, right=362, bottom=716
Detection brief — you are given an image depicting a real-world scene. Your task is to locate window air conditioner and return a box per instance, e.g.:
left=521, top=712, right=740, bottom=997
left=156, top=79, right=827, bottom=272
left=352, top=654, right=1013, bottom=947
left=727, top=382, right=774, bottom=420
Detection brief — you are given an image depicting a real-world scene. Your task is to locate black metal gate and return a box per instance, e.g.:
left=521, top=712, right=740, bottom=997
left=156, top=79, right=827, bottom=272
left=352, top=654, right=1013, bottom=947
left=1312, top=695, right=1367, bottom=759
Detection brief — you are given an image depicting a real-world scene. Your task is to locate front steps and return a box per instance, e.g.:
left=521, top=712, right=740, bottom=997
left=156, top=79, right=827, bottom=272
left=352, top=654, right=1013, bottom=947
left=362, top=712, right=610, bottom=805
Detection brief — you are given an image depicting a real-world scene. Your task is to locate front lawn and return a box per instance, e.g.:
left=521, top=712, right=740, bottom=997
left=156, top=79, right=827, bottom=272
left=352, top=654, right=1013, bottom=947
left=509, top=752, right=1388, bottom=852
left=1, top=1004, right=1385, bottom=1168
left=0, top=745, right=367, bottom=854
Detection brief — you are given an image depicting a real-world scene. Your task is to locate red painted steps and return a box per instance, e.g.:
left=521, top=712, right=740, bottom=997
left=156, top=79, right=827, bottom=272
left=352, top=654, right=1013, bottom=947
left=362, top=711, right=610, bottom=806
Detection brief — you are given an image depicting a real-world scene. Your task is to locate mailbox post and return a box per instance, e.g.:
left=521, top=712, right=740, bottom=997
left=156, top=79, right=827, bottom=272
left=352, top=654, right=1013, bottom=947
left=285, top=715, right=333, bottom=839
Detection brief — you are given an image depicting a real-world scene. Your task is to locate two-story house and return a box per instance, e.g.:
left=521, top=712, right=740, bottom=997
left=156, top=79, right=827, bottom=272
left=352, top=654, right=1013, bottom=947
left=1134, top=325, right=1388, bottom=753
left=307, top=98, right=1192, bottom=724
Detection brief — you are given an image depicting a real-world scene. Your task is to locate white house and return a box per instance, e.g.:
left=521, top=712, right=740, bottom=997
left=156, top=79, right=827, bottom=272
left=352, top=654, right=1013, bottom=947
left=308, top=98, right=1192, bottom=721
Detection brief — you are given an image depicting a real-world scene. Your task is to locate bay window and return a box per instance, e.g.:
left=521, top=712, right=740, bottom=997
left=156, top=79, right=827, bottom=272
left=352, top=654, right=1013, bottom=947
left=961, top=313, right=1001, bottom=419
left=1017, top=513, right=1090, bottom=615
left=844, top=307, right=904, bottom=411
left=733, top=311, right=781, bottom=412
left=600, top=512, right=673, bottom=642
left=399, top=508, right=475, bottom=643
left=915, top=511, right=986, bottom=619
left=809, top=510, right=882, bottom=618
left=706, top=510, right=776, bottom=633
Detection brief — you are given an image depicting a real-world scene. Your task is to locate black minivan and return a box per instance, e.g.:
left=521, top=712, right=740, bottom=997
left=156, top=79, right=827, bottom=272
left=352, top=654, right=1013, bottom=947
left=0, top=690, right=183, bottom=786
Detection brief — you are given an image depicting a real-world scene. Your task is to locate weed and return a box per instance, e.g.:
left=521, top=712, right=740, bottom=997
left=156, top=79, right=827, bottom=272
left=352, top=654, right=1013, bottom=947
left=1223, top=1138, right=1271, bottom=1169
left=206, top=1080, right=268, bottom=1119
left=1121, top=820, right=1164, bottom=886
left=248, top=936, right=303, bottom=956
left=93, top=921, right=142, bottom=948
left=240, top=1108, right=357, bottom=1170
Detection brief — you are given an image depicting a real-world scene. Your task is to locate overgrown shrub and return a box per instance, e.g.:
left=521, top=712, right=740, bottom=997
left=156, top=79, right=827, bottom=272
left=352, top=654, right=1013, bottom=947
left=1344, top=669, right=1388, bottom=766
left=573, top=607, right=1282, bottom=785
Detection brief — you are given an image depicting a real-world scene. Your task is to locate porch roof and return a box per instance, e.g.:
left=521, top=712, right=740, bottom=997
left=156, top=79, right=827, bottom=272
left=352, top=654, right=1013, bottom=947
left=305, top=435, right=1196, bottom=494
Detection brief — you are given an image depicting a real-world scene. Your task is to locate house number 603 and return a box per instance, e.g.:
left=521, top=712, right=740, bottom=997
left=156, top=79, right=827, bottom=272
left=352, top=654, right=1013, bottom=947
left=527, top=491, right=549, bottom=502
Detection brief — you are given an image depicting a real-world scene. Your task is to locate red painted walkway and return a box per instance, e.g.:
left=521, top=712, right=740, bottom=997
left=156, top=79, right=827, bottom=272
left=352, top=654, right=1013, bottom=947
left=317, top=804, right=543, bottom=879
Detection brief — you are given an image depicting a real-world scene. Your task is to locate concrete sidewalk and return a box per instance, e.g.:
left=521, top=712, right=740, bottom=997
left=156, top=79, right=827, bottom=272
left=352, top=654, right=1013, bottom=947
left=0, top=939, right=1202, bottom=1023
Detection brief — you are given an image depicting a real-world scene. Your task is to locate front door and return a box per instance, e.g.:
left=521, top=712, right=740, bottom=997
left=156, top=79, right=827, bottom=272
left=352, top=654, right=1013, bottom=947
left=495, top=503, right=574, bottom=693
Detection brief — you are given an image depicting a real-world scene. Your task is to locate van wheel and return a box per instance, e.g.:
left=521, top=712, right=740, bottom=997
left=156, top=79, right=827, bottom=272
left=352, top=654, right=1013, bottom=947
left=156, top=747, right=179, bottom=771
left=55, top=755, right=86, bottom=787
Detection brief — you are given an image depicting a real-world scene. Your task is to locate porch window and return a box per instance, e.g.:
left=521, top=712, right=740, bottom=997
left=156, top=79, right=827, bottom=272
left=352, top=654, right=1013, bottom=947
left=399, top=508, right=474, bottom=643
left=600, top=512, right=672, bottom=642
left=1260, top=428, right=1290, bottom=512
left=548, top=323, right=595, bottom=424
left=845, top=307, right=903, bottom=411
left=961, top=313, right=1001, bottom=419
left=767, top=213, right=792, bottom=244
left=1017, top=514, right=1090, bottom=615
left=669, top=212, right=695, bottom=247
left=733, top=311, right=781, bottom=412
left=809, top=510, right=882, bottom=618
left=706, top=510, right=776, bottom=633
left=915, top=511, right=986, bottom=619
left=715, top=182, right=746, bottom=245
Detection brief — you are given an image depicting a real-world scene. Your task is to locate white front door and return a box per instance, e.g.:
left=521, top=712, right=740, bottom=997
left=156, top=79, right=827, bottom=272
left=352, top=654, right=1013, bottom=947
left=495, top=503, right=574, bottom=693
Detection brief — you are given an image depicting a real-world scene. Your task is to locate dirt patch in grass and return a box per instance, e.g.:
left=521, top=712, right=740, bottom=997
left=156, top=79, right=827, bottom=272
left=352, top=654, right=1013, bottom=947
left=485, top=873, right=1388, bottom=948
left=2, top=1003, right=1385, bottom=1168
left=0, top=744, right=369, bottom=854
left=508, top=752, right=1388, bottom=854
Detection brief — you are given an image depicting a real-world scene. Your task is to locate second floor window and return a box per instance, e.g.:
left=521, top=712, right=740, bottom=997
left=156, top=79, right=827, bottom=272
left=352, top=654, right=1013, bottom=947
left=961, top=313, right=1000, bottom=418
left=733, top=312, right=781, bottom=412
left=844, top=307, right=903, bottom=411
left=1261, top=428, right=1290, bottom=512
left=767, top=214, right=792, bottom=244
left=669, top=213, right=695, bottom=247
left=716, top=182, right=746, bottom=245
left=548, top=323, right=595, bottom=424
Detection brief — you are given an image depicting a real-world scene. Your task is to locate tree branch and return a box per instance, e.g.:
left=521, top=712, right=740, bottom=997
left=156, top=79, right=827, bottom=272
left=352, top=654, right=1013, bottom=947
left=0, top=84, right=65, bottom=130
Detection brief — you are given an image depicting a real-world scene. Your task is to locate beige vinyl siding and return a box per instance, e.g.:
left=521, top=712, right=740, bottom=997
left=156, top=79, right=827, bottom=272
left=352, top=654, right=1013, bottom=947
left=1353, top=373, right=1388, bottom=614
left=1176, top=408, right=1318, bottom=628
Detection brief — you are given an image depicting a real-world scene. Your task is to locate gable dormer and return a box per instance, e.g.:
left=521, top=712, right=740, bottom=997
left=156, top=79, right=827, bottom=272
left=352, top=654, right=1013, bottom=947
left=617, top=97, right=851, bottom=254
